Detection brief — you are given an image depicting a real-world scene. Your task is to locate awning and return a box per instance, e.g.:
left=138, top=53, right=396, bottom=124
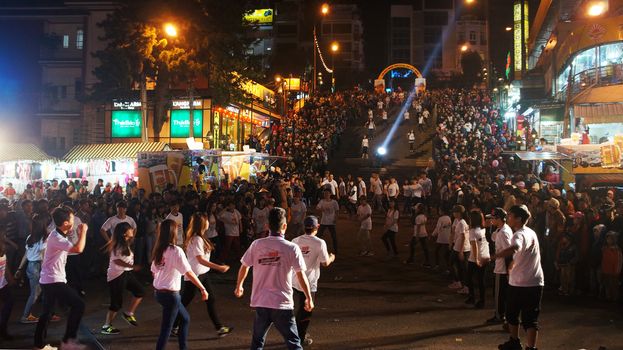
left=0, top=143, right=54, bottom=162
left=514, top=151, right=571, bottom=161
left=63, top=142, right=170, bottom=163
left=573, top=103, right=623, bottom=124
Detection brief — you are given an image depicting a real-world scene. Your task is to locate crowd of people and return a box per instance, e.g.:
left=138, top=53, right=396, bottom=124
left=0, top=87, right=621, bottom=350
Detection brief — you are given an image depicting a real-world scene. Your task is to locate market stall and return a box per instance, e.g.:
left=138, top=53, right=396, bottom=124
left=60, top=142, right=171, bottom=190
left=0, top=143, right=56, bottom=195
left=137, top=149, right=283, bottom=194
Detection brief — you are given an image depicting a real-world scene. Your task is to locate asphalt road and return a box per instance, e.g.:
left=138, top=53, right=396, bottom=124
left=3, top=211, right=623, bottom=350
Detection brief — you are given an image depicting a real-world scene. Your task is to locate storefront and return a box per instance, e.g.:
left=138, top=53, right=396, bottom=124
left=0, top=143, right=56, bottom=195
left=212, top=104, right=274, bottom=151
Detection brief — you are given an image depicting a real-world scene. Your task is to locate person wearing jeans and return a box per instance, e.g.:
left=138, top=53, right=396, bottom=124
left=151, top=219, right=208, bottom=350
left=235, top=207, right=314, bottom=350
left=15, top=214, right=48, bottom=324
left=34, top=207, right=88, bottom=350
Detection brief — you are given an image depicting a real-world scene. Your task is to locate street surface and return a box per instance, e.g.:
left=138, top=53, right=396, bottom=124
left=3, top=212, right=622, bottom=350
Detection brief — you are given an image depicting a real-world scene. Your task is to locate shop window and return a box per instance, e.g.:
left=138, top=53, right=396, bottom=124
left=572, top=47, right=596, bottom=74
left=599, top=42, right=623, bottom=65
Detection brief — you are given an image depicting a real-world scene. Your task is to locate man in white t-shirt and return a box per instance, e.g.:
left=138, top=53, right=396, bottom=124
left=320, top=174, right=339, bottom=199
left=492, top=205, right=544, bottom=350
left=369, top=174, right=384, bottom=213
left=100, top=201, right=137, bottom=243
left=235, top=207, right=313, bottom=350
left=486, top=208, right=513, bottom=325
left=387, top=178, right=399, bottom=201
left=292, top=216, right=335, bottom=345
left=357, top=197, right=373, bottom=256
left=356, top=177, right=367, bottom=198
left=165, top=201, right=184, bottom=246
left=315, top=190, right=340, bottom=254
left=252, top=199, right=270, bottom=238
left=218, top=202, right=243, bottom=263
left=287, top=194, right=307, bottom=239
left=34, top=207, right=88, bottom=350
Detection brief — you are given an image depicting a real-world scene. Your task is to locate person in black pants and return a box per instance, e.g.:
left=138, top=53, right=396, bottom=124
left=173, top=213, right=232, bottom=337
left=34, top=207, right=88, bottom=350
left=100, top=223, right=144, bottom=335
left=465, top=210, right=489, bottom=309
left=381, top=201, right=400, bottom=259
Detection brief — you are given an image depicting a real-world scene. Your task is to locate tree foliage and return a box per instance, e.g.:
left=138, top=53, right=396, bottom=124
left=90, top=0, right=262, bottom=136
left=460, top=50, right=484, bottom=88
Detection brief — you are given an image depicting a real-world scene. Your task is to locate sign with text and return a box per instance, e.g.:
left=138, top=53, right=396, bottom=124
left=244, top=9, right=273, bottom=26
left=170, top=110, right=203, bottom=138
left=111, top=110, right=142, bottom=138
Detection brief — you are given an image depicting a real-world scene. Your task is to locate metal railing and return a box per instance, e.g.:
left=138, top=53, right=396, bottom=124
left=557, top=64, right=623, bottom=101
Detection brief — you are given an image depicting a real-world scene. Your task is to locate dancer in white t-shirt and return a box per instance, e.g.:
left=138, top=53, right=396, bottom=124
left=34, top=207, right=88, bottom=350
left=171, top=213, right=232, bottom=338
left=101, top=222, right=144, bottom=335
left=292, top=216, right=335, bottom=345
left=151, top=219, right=208, bottom=350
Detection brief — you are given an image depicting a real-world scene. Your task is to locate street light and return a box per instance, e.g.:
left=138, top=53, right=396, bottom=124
left=461, top=44, right=469, bottom=52
left=275, top=75, right=282, bottom=83
left=164, top=23, right=178, bottom=37
left=587, top=1, right=608, bottom=16
left=321, top=3, right=329, bottom=15
left=505, top=26, right=512, bottom=31
left=330, top=42, right=339, bottom=92
left=465, top=0, right=475, bottom=4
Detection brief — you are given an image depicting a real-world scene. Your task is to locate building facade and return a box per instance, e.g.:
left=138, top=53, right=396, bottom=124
left=388, top=0, right=489, bottom=78
left=1, top=1, right=114, bottom=156
left=320, top=4, right=365, bottom=71
left=521, top=0, right=623, bottom=143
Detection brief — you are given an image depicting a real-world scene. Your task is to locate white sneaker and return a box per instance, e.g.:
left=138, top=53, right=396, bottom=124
left=61, top=339, right=87, bottom=350
left=34, top=345, right=58, bottom=350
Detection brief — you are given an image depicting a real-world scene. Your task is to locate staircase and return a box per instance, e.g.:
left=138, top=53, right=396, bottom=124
left=328, top=101, right=436, bottom=181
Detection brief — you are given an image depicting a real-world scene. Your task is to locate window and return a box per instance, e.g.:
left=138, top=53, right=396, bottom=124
left=76, top=29, right=84, bottom=49
left=423, top=27, right=442, bottom=44
left=458, top=31, right=465, bottom=43
left=425, top=0, right=452, bottom=10
left=332, top=23, right=351, bottom=34
left=423, top=12, right=448, bottom=26
left=75, top=79, right=82, bottom=99
left=322, top=23, right=331, bottom=35
left=469, top=31, right=477, bottom=45
left=62, top=35, right=69, bottom=48
left=60, top=86, right=67, bottom=99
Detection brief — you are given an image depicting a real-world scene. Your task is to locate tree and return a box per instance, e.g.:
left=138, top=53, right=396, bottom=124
left=460, top=50, right=484, bottom=88
left=90, top=0, right=262, bottom=139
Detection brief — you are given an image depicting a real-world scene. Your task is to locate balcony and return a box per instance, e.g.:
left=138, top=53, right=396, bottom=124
left=558, top=64, right=623, bottom=101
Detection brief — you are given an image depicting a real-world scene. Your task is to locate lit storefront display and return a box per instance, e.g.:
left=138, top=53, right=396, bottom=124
left=111, top=101, right=143, bottom=138
left=168, top=99, right=209, bottom=140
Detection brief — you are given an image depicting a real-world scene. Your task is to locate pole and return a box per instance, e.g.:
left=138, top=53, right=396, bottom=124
left=313, top=26, right=317, bottom=95
left=140, top=71, right=148, bottom=142
left=331, top=53, right=335, bottom=93
left=189, top=80, right=195, bottom=141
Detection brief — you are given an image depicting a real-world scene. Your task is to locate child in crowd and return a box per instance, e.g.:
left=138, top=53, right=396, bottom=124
left=601, top=231, right=622, bottom=301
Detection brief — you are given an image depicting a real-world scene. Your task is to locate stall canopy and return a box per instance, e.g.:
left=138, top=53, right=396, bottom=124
left=63, top=142, right=170, bottom=162
left=513, top=151, right=571, bottom=161
left=0, top=143, right=54, bottom=162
